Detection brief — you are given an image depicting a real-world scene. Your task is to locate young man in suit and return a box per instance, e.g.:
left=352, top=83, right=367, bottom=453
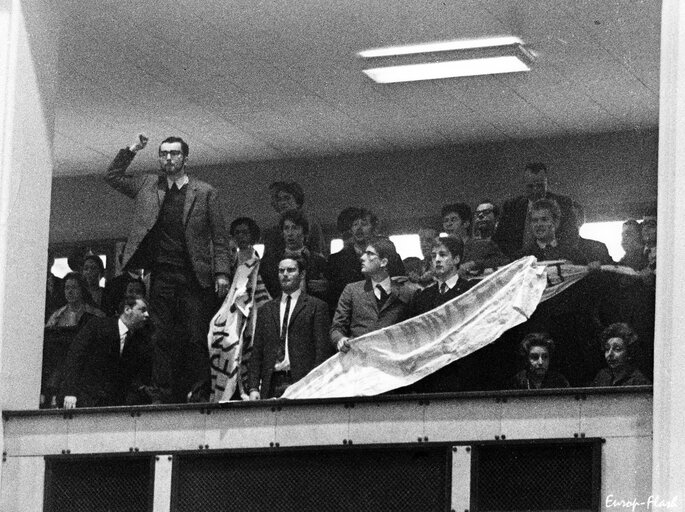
left=248, top=256, right=332, bottom=399
left=105, top=134, right=231, bottom=403
left=408, top=236, right=475, bottom=318
left=407, top=236, right=476, bottom=393
left=61, top=295, right=151, bottom=408
left=331, top=237, right=416, bottom=353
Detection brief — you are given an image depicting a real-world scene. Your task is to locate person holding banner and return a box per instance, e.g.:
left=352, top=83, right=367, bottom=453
left=248, top=256, right=332, bottom=399
left=331, top=237, right=415, bottom=354
left=406, top=236, right=476, bottom=392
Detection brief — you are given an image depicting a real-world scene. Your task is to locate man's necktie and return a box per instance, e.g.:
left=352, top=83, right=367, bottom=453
left=440, top=282, right=448, bottom=295
left=277, top=294, right=291, bottom=363
left=376, top=284, right=388, bottom=307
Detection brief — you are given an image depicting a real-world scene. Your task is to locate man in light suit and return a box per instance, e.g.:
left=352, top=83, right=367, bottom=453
left=331, top=237, right=416, bottom=353
left=248, top=256, right=332, bottom=399
left=61, top=295, right=151, bottom=408
left=105, top=134, right=231, bottom=403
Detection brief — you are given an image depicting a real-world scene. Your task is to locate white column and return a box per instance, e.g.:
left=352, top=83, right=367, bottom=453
left=0, top=0, right=59, bottom=416
left=653, top=0, right=685, bottom=504
left=153, top=455, right=173, bottom=512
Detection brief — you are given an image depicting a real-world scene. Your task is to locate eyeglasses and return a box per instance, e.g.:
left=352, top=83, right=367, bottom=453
left=476, top=208, right=494, bottom=217
left=159, top=150, right=183, bottom=158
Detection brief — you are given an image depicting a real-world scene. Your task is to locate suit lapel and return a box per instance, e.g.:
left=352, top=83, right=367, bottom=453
left=363, top=280, right=379, bottom=313
left=156, top=177, right=166, bottom=209
left=288, top=293, right=307, bottom=324
left=183, top=178, right=198, bottom=227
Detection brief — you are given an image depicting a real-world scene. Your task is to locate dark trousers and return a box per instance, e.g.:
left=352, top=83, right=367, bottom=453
left=149, top=266, right=214, bottom=402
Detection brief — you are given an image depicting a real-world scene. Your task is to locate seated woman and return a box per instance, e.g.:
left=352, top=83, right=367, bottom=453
left=591, top=323, right=651, bottom=386
left=510, top=333, right=570, bottom=390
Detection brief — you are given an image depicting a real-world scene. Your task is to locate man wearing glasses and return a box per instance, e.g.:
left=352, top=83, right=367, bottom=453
left=331, top=237, right=415, bottom=353
left=105, top=134, right=230, bottom=403
left=460, top=200, right=509, bottom=276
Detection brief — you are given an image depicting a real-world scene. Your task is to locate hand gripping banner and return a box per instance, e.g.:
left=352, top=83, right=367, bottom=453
left=282, top=256, right=562, bottom=399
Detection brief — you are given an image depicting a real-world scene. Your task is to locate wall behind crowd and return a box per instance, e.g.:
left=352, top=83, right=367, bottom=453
left=49, top=128, right=657, bottom=244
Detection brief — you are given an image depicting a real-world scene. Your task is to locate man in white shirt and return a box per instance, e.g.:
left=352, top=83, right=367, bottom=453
left=248, top=256, right=332, bottom=399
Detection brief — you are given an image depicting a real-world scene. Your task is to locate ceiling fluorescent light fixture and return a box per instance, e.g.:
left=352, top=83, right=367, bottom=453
left=364, top=56, right=529, bottom=83
left=358, top=36, right=524, bottom=58
left=359, top=36, right=534, bottom=83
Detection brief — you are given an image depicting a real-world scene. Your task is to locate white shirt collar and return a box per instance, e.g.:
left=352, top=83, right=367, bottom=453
left=281, top=288, right=302, bottom=303
left=371, top=276, right=391, bottom=294
left=436, top=273, right=459, bottom=290
left=118, top=318, right=128, bottom=338
left=166, top=174, right=189, bottom=190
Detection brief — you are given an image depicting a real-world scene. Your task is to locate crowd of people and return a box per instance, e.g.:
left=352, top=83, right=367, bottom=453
left=42, top=135, right=655, bottom=408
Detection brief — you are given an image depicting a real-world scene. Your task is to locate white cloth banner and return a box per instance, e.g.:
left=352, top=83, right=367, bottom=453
left=282, top=256, right=552, bottom=399
left=208, top=257, right=270, bottom=402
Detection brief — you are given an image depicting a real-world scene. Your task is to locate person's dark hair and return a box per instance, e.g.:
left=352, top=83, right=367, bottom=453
left=431, top=236, right=464, bottom=262
left=230, top=217, right=261, bottom=243
left=525, top=162, right=548, bottom=175
left=83, top=254, right=105, bottom=275
left=279, top=209, right=310, bottom=236
left=642, top=204, right=657, bottom=220
left=441, top=203, right=472, bottom=224
left=623, top=219, right=641, bottom=233
left=67, top=247, right=85, bottom=272
left=476, top=199, right=500, bottom=219
left=337, top=207, right=362, bottom=234
left=62, top=272, right=94, bottom=305
left=367, top=236, right=398, bottom=262
left=402, top=256, right=423, bottom=276
left=159, top=136, right=189, bottom=157
left=273, top=181, right=305, bottom=207
left=531, top=198, right=562, bottom=223
left=279, top=254, right=308, bottom=274
left=351, top=208, right=379, bottom=229
left=600, top=322, right=641, bottom=362
left=519, top=332, right=555, bottom=360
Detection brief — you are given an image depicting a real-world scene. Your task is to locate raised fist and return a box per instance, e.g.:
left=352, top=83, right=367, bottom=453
left=130, top=133, right=149, bottom=152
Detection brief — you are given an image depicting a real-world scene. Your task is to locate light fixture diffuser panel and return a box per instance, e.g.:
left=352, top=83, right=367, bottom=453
left=363, top=56, right=530, bottom=84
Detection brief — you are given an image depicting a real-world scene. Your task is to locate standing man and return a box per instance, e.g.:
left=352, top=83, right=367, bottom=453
left=105, top=134, right=230, bottom=403
left=408, top=236, right=475, bottom=318
left=61, top=295, right=152, bottom=408
left=248, top=256, right=332, bottom=399
left=494, top=162, right=578, bottom=257
left=327, top=208, right=405, bottom=308
left=331, top=237, right=415, bottom=353
left=515, top=199, right=586, bottom=264
left=407, top=236, right=476, bottom=392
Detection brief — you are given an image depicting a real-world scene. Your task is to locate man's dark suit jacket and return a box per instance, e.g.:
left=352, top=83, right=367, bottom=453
left=105, top=148, right=230, bottom=288
left=248, top=292, right=332, bottom=398
left=60, top=317, right=152, bottom=407
left=407, top=277, right=476, bottom=318
left=493, top=192, right=578, bottom=258
left=327, top=245, right=406, bottom=308
left=405, top=277, right=476, bottom=393
left=330, top=279, right=415, bottom=345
